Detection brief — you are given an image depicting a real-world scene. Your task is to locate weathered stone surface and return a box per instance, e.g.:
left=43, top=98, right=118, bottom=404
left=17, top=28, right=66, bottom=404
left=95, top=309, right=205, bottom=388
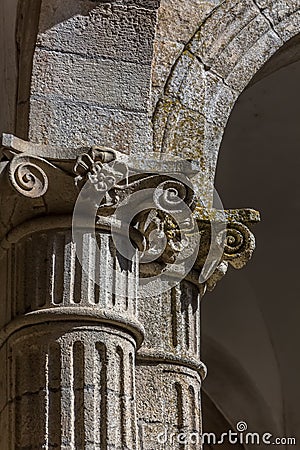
left=1, top=0, right=299, bottom=448
left=0, top=158, right=143, bottom=447
left=29, top=97, right=152, bottom=152
left=255, top=0, right=299, bottom=24
left=38, top=1, right=157, bottom=64
left=166, top=53, right=238, bottom=126
left=29, top=0, right=159, bottom=151
left=152, top=0, right=300, bottom=210
left=152, top=39, right=185, bottom=107
left=155, top=104, right=206, bottom=158
left=210, top=14, right=271, bottom=78
left=32, top=49, right=151, bottom=112
left=151, top=0, right=219, bottom=109
left=137, top=283, right=201, bottom=358
left=156, top=0, right=219, bottom=44
left=274, top=10, right=300, bottom=41
left=1, top=324, right=137, bottom=449
left=136, top=364, right=202, bottom=449
left=189, top=0, right=260, bottom=64
left=225, top=29, right=282, bottom=91
left=0, top=129, right=259, bottom=449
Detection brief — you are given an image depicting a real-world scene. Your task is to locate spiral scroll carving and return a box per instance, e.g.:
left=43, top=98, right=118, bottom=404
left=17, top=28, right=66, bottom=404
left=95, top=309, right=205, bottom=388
left=9, top=155, right=49, bottom=198
left=153, top=180, right=188, bottom=213
left=220, top=222, right=256, bottom=269
left=72, top=146, right=259, bottom=294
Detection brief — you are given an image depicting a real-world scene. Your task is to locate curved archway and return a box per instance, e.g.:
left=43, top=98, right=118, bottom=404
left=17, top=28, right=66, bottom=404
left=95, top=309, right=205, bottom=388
left=202, top=41, right=300, bottom=441
left=153, top=0, right=300, bottom=205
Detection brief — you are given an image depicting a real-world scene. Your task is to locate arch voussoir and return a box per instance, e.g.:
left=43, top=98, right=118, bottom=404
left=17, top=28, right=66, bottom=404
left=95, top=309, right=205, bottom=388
left=153, top=0, right=300, bottom=205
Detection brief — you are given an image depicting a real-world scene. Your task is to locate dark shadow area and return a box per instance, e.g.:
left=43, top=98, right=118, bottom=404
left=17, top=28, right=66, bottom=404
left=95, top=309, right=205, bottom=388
left=202, top=36, right=300, bottom=446
left=249, top=33, right=300, bottom=87
left=38, top=0, right=101, bottom=33
left=202, top=390, right=245, bottom=450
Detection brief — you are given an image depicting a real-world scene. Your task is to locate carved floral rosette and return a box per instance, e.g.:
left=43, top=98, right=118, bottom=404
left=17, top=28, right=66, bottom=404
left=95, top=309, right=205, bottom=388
left=73, top=146, right=198, bottom=268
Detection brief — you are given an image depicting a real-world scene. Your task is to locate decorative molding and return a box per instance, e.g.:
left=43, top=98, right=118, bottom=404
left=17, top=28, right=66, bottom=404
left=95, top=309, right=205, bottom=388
left=0, top=136, right=260, bottom=450
left=194, top=208, right=259, bottom=292
left=1, top=135, right=260, bottom=294
left=8, top=154, right=51, bottom=198
left=137, top=350, right=207, bottom=380
left=73, top=145, right=197, bottom=267
left=0, top=307, right=144, bottom=350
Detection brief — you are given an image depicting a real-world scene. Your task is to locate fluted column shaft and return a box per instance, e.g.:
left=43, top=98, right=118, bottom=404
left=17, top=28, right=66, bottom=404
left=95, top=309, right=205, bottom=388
left=0, top=136, right=259, bottom=450
left=136, top=280, right=204, bottom=449
left=0, top=219, right=142, bottom=450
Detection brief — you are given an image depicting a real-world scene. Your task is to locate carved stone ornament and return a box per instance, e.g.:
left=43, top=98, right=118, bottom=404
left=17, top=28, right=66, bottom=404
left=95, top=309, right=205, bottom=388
left=194, top=208, right=259, bottom=292
left=73, top=145, right=260, bottom=291
left=73, top=146, right=197, bottom=267
left=0, top=135, right=260, bottom=292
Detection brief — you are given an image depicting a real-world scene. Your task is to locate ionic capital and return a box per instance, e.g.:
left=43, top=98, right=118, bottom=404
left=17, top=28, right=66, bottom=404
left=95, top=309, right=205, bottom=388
left=0, top=134, right=260, bottom=295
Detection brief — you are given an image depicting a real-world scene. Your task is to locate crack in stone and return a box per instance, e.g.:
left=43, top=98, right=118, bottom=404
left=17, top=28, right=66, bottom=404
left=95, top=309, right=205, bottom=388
left=36, top=45, right=153, bottom=67
left=251, top=0, right=284, bottom=43
left=192, top=53, right=239, bottom=93
left=31, top=93, right=149, bottom=116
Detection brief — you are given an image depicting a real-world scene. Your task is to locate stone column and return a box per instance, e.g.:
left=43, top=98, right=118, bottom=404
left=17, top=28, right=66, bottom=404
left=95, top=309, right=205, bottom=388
left=0, top=134, right=259, bottom=449
left=136, top=281, right=204, bottom=450
left=135, top=209, right=259, bottom=449
left=0, top=136, right=144, bottom=449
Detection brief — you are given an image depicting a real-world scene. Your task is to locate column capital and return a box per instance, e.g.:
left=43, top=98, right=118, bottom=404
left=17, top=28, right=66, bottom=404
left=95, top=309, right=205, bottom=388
left=70, top=140, right=260, bottom=294
left=0, top=134, right=260, bottom=295
left=194, top=207, right=260, bottom=293
left=0, top=134, right=78, bottom=242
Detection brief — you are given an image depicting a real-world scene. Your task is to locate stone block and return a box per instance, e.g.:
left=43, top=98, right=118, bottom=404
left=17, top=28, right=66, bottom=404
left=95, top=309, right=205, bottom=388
left=37, top=2, right=157, bottom=64
left=203, top=79, right=238, bottom=128
left=189, top=0, right=259, bottom=65
left=225, top=30, right=282, bottom=92
left=172, top=56, right=237, bottom=128
left=211, top=14, right=271, bottom=78
left=274, top=10, right=300, bottom=41
left=156, top=0, right=218, bottom=43
left=29, top=97, right=152, bottom=153
left=151, top=0, right=219, bottom=109
left=32, top=49, right=151, bottom=113
left=151, top=39, right=184, bottom=108
left=165, top=51, right=196, bottom=98
left=159, top=103, right=207, bottom=160
left=255, top=0, right=299, bottom=25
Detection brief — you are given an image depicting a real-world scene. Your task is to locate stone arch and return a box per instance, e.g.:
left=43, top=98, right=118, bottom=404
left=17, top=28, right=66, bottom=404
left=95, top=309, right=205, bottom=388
left=205, top=54, right=300, bottom=440
left=152, top=0, right=300, bottom=206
